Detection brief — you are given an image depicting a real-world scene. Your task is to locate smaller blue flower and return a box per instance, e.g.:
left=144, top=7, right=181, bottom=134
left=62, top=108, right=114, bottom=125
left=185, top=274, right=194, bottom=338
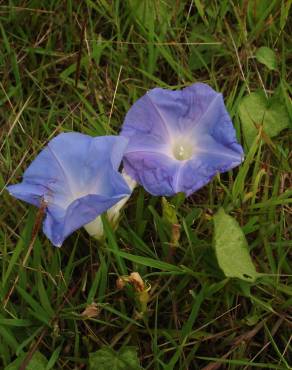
left=121, top=83, right=244, bottom=196
left=7, top=133, right=131, bottom=247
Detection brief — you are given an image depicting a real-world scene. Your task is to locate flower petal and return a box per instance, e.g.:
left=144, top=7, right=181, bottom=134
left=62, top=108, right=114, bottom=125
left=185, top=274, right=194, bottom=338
left=18, top=134, right=129, bottom=205
left=174, top=137, right=244, bottom=195
left=84, top=170, right=137, bottom=240
left=7, top=182, right=47, bottom=207
left=123, top=151, right=178, bottom=196
left=121, top=83, right=244, bottom=197
left=43, top=194, right=127, bottom=246
left=7, top=133, right=130, bottom=246
left=124, top=134, right=171, bottom=156
left=121, top=90, right=173, bottom=140
left=122, top=83, right=226, bottom=138
left=195, top=134, right=244, bottom=160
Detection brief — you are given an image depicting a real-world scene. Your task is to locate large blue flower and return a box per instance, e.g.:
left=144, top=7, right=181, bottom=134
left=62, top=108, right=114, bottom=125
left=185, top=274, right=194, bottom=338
left=7, top=133, right=131, bottom=246
left=121, top=83, right=244, bottom=196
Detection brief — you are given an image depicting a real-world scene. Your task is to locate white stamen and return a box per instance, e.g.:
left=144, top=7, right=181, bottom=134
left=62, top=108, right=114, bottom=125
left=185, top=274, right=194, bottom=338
left=172, top=139, right=194, bottom=161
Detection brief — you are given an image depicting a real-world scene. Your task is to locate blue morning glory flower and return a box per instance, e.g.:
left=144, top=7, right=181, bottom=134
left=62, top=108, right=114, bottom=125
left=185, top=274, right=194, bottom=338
left=121, top=83, right=244, bottom=196
left=7, top=133, right=131, bottom=247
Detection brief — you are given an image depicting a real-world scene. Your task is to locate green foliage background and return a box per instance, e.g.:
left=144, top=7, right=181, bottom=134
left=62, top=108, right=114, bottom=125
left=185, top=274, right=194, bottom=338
left=0, top=1, right=291, bottom=369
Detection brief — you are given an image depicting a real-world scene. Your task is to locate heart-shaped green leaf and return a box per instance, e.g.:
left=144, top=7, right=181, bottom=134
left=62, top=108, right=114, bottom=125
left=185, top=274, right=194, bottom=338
left=255, top=46, right=277, bottom=70
left=238, top=91, right=290, bottom=147
left=5, top=351, right=47, bottom=370
left=213, top=208, right=259, bottom=282
left=89, top=346, right=142, bottom=370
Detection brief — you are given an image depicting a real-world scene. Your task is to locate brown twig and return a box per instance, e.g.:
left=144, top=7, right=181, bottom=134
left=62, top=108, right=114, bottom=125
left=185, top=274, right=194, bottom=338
left=3, top=200, right=47, bottom=308
left=75, top=18, right=87, bottom=88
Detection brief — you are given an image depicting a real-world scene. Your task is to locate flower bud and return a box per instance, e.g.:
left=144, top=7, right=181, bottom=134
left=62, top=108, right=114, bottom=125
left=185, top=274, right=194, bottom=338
left=84, top=171, right=136, bottom=240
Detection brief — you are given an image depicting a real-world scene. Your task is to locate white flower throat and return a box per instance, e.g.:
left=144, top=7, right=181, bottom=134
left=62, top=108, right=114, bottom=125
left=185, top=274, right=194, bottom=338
left=172, top=138, right=194, bottom=161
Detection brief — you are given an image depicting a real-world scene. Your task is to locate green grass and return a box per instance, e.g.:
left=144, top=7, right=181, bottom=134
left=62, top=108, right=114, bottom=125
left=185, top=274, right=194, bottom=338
left=0, top=0, right=291, bottom=369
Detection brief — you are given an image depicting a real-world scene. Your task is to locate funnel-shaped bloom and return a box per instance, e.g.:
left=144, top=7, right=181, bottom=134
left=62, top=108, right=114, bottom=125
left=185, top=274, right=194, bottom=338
left=84, top=170, right=137, bottom=240
left=7, top=133, right=131, bottom=246
left=121, top=83, right=244, bottom=196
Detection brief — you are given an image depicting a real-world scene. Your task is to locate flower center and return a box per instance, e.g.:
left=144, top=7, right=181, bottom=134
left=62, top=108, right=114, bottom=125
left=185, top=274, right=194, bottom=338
left=172, top=140, right=193, bottom=161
